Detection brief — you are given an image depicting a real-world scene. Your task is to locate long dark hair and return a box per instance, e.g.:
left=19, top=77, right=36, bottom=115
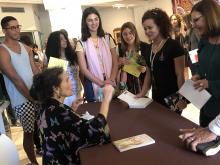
left=45, top=31, right=77, bottom=65
left=30, top=67, right=64, bottom=101
left=81, top=7, right=105, bottom=41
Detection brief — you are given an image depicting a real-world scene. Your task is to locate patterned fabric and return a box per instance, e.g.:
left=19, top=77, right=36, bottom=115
left=14, top=101, right=35, bottom=133
left=39, top=98, right=111, bottom=165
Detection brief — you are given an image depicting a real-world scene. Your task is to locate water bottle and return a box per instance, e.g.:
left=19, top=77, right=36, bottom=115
left=97, top=88, right=103, bottom=102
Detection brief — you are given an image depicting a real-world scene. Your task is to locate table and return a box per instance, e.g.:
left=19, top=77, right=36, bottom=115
left=78, top=100, right=220, bottom=165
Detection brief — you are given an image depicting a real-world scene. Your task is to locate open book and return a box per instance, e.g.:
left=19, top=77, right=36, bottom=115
left=179, top=79, right=211, bottom=109
left=117, top=90, right=152, bottom=108
left=113, top=134, right=155, bottom=152
left=48, top=57, right=68, bottom=71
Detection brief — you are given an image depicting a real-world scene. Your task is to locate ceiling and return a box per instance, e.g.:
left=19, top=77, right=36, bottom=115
left=81, top=0, right=151, bottom=8
left=0, top=0, right=151, bottom=8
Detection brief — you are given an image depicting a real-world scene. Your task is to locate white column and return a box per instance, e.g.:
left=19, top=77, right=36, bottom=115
left=43, top=0, right=82, bottom=39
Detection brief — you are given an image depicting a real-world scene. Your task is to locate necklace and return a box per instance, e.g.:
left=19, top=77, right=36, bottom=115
left=91, top=37, right=99, bottom=49
left=150, top=39, right=165, bottom=71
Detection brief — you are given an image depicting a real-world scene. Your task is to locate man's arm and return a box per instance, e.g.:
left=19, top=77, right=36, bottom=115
left=0, top=46, right=32, bottom=100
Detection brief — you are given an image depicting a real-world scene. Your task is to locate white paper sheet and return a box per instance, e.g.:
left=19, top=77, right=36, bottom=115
left=179, top=79, right=211, bottom=109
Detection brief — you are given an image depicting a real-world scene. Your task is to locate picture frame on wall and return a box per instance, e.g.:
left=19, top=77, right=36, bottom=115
left=172, top=0, right=200, bottom=15
left=113, top=28, right=121, bottom=44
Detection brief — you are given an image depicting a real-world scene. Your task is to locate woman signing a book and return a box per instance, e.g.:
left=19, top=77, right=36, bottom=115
left=180, top=0, right=220, bottom=151
left=30, top=67, right=114, bottom=165
left=117, top=22, right=150, bottom=94
left=136, top=8, right=187, bottom=114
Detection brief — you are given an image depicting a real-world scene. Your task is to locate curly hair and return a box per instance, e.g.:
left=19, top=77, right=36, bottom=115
left=142, top=8, right=171, bottom=38
left=30, top=67, right=63, bottom=101
left=45, top=31, right=77, bottom=65
left=81, top=7, right=105, bottom=41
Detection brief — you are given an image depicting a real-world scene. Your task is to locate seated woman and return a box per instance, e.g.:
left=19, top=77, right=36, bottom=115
left=117, top=22, right=149, bottom=94
left=30, top=67, right=114, bottom=165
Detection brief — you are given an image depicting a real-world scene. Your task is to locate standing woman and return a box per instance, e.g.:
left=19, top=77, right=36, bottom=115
left=76, top=7, right=118, bottom=102
left=170, top=13, right=187, bottom=46
left=46, top=31, right=82, bottom=107
left=179, top=0, right=220, bottom=152
left=117, top=22, right=149, bottom=94
left=190, top=0, right=220, bottom=127
left=136, top=8, right=186, bottom=113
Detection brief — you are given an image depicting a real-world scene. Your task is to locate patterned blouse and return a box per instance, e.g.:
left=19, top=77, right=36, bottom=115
left=38, top=98, right=111, bottom=165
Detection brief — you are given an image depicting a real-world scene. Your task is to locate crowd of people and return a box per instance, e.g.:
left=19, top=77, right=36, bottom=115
left=0, top=0, right=220, bottom=164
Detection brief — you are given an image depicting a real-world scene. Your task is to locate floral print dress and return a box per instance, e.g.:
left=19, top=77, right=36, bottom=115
left=38, top=98, right=111, bottom=165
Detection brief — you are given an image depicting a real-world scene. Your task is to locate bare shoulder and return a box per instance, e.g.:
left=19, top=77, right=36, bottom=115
left=0, top=45, right=10, bottom=59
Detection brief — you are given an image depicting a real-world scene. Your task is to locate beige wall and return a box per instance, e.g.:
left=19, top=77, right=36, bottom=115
left=0, top=3, right=40, bottom=34
left=98, top=7, right=135, bottom=36
left=98, top=0, right=173, bottom=43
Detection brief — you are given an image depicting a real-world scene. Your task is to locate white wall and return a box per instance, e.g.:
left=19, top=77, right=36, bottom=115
left=98, top=7, right=135, bottom=36
left=37, top=4, right=51, bottom=47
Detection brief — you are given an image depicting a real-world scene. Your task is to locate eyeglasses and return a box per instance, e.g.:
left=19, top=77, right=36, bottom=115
left=4, top=25, right=22, bottom=31
left=191, top=15, right=203, bottom=24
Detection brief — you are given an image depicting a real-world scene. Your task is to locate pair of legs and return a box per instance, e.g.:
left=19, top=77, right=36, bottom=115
left=23, top=132, right=38, bottom=164
left=15, top=101, right=39, bottom=165
left=117, top=69, right=128, bottom=90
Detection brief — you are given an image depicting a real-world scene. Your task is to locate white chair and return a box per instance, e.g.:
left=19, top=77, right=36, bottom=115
left=0, top=133, right=19, bottom=165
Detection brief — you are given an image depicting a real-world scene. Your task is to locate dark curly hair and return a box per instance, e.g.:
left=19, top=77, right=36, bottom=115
left=30, top=67, right=63, bottom=101
left=81, top=7, right=105, bottom=41
left=142, top=8, right=171, bottom=38
left=45, top=31, right=77, bottom=65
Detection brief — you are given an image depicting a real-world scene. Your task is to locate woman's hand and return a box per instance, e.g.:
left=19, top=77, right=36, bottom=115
left=135, top=92, right=145, bottom=99
left=103, top=84, right=114, bottom=103
left=105, top=78, right=116, bottom=87
left=137, top=66, right=146, bottom=73
left=193, top=79, right=209, bottom=91
left=175, top=98, right=187, bottom=110
left=191, top=74, right=200, bottom=82
left=118, top=57, right=130, bottom=66
left=179, top=128, right=217, bottom=152
left=71, top=98, right=84, bottom=111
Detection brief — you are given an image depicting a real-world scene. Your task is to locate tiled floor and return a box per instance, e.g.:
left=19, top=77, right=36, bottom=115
left=10, top=102, right=199, bottom=165
left=11, top=126, right=42, bottom=165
